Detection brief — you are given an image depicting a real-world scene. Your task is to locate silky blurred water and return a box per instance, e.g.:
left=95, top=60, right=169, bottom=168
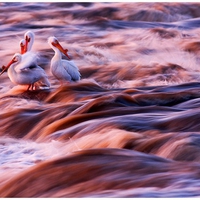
left=1, top=2, right=200, bottom=197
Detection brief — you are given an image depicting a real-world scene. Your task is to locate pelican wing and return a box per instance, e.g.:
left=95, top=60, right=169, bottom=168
left=62, top=60, right=81, bottom=81
left=15, top=52, right=39, bottom=73
left=15, top=62, right=38, bottom=73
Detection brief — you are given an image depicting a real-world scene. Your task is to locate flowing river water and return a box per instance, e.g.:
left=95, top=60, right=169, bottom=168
left=1, top=2, right=200, bottom=197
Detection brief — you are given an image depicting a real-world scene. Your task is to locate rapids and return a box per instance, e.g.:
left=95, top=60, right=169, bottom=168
left=1, top=2, right=200, bottom=197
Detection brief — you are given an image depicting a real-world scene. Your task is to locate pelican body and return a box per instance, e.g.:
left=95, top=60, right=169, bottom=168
left=1, top=53, right=50, bottom=90
left=18, top=31, right=50, bottom=89
left=48, top=36, right=81, bottom=84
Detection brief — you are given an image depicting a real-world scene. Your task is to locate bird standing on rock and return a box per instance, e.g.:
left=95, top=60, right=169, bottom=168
left=20, top=31, right=50, bottom=89
left=0, top=53, right=50, bottom=91
left=48, top=36, right=81, bottom=85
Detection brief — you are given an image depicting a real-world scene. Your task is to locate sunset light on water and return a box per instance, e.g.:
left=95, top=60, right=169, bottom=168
left=1, top=2, right=200, bottom=197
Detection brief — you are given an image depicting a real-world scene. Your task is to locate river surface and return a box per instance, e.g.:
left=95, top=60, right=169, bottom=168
left=1, top=2, right=200, bottom=197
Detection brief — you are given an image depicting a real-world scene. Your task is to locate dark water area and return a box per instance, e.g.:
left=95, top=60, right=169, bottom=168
left=1, top=2, right=200, bottom=197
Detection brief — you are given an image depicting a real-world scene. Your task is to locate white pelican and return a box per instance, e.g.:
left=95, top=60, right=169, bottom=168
left=0, top=53, right=50, bottom=91
left=48, top=36, right=81, bottom=84
left=20, top=30, right=50, bottom=89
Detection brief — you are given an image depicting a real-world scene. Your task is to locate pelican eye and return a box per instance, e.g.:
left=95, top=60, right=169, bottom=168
left=52, top=40, right=59, bottom=46
left=53, top=38, right=58, bottom=43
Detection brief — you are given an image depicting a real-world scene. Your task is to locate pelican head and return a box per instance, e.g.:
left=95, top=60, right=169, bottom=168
left=24, top=30, right=35, bottom=52
left=48, top=36, right=70, bottom=59
left=1, top=53, right=21, bottom=75
left=20, top=39, right=26, bottom=54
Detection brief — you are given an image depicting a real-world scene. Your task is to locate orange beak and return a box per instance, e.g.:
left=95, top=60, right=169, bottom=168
left=24, top=36, right=30, bottom=53
left=21, top=44, right=26, bottom=54
left=0, top=59, right=16, bottom=75
left=52, top=41, right=70, bottom=60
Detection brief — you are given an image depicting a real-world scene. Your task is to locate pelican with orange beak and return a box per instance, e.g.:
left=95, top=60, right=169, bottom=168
left=20, top=31, right=50, bottom=89
left=48, top=36, right=81, bottom=84
left=0, top=53, right=50, bottom=91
